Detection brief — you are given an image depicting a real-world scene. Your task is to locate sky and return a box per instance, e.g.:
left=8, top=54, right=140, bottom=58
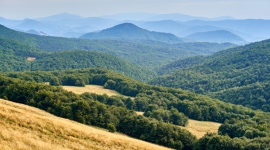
left=0, top=0, right=270, bottom=20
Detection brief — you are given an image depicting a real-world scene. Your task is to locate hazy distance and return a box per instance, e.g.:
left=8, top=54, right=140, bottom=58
left=0, top=0, right=270, bottom=19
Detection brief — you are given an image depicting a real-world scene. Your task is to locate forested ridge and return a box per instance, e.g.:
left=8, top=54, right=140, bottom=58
left=151, top=39, right=270, bottom=112
left=1, top=69, right=270, bottom=149
left=0, top=24, right=235, bottom=69
left=2, top=68, right=256, bottom=123
left=0, top=37, right=155, bottom=81
left=80, top=23, right=183, bottom=44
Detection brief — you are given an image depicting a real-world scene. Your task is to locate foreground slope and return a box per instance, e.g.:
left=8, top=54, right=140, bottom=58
left=1, top=70, right=270, bottom=149
left=151, top=39, right=270, bottom=111
left=0, top=99, right=171, bottom=150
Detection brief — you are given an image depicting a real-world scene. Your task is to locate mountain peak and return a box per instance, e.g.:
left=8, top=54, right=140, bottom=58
left=114, top=23, right=139, bottom=28
left=104, top=23, right=143, bottom=32
left=80, top=23, right=183, bottom=43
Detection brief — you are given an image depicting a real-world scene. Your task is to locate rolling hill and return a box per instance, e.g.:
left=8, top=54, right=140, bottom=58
left=0, top=99, right=171, bottom=150
left=0, top=37, right=156, bottom=81
left=151, top=39, right=270, bottom=111
left=80, top=23, right=183, bottom=44
left=0, top=24, right=234, bottom=69
left=185, top=30, right=246, bottom=44
left=31, top=50, right=156, bottom=81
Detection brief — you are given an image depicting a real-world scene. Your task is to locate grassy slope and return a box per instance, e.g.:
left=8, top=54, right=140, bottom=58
left=62, top=85, right=124, bottom=96
left=0, top=99, right=171, bottom=150
left=182, top=119, right=221, bottom=139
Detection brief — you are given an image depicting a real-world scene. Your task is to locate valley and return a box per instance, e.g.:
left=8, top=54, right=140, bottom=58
left=1, top=9, right=270, bottom=150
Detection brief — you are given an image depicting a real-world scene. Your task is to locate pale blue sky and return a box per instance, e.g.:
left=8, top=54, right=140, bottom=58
left=0, top=0, right=269, bottom=19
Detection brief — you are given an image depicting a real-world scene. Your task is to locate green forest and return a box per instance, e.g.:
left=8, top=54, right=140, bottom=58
left=0, top=37, right=156, bottom=81
left=151, top=39, right=270, bottom=112
left=0, top=24, right=235, bottom=69
left=1, top=24, right=270, bottom=149
left=1, top=69, right=270, bottom=149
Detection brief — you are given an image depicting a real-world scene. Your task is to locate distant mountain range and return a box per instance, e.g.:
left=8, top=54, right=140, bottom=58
left=80, top=23, right=183, bottom=44
left=1, top=13, right=270, bottom=43
left=101, top=13, right=235, bottom=21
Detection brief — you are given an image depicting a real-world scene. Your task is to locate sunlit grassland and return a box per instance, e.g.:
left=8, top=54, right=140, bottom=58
left=0, top=99, right=171, bottom=150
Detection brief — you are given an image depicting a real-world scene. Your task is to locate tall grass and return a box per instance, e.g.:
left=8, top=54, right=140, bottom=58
left=0, top=99, right=171, bottom=150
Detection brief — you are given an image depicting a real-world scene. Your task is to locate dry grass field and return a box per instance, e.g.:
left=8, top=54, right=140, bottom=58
left=62, top=85, right=124, bottom=96
left=0, top=99, right=172, bottom=150
left=26, top=57, right=36, bottom=61
left=136, top=112, right=221, bottom=139
left=182, top=119, right=221, bottom=138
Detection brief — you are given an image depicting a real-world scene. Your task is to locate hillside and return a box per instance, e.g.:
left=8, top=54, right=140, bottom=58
left=2, top=68, right=256, bottom=123
left=31, top=50, right=156, bottom=81
left=0, top=37, right=46, bottom=71
left=151, top=39, right=270, bottom=111
left=185, top=30, right=246, bottom=44
left=1, top=69, right=270, bottom=149
left=0, top=37, right=154, bottom=81
left=0, top=24, right=234, bottom=69
left=80, top=23, right=183, bottom=44
left=0, top=99, right=171, bottom=150
left=156, top=56, right=205, bottom=75
left=0, top=74, right=198, bottom=149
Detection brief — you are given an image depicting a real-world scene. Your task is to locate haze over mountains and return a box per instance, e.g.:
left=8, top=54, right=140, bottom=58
left=1, top=13, right=270, bottom=43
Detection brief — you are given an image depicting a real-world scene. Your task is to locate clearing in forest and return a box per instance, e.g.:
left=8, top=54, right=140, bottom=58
left=62, top=85, right=123, bottom=96
left=26, top=57, right=36, bottom=61
left=181, top=119, right=221, bottom=138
